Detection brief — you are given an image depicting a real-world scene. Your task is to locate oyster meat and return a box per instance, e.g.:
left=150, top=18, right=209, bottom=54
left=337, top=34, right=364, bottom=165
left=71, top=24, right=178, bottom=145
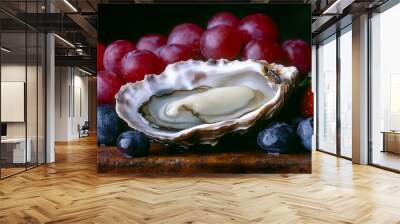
left=116, top=59, right=298, bottom=146
left=142, top=86, right=266, bottom=130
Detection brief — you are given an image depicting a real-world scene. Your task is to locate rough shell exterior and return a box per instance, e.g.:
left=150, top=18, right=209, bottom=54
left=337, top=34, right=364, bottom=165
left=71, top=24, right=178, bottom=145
left=116, top=59, right=298, bottom=147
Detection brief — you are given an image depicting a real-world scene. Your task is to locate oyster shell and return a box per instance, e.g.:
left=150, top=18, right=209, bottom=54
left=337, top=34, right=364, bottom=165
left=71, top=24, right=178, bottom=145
left=116, top=59, right=298, bottom=147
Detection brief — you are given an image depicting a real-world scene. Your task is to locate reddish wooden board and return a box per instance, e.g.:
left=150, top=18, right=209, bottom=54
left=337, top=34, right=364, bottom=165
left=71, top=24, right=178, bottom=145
left=97, top=143, right=311, bottom=174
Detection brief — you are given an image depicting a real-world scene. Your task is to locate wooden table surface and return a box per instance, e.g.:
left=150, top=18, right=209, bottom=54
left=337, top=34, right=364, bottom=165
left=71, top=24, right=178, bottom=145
left=97, top=143, right=311, bottom=174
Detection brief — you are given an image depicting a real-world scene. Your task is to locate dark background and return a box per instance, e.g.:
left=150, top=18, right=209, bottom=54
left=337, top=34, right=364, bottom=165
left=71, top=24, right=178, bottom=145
left=98, top=4, right=311, bottom=45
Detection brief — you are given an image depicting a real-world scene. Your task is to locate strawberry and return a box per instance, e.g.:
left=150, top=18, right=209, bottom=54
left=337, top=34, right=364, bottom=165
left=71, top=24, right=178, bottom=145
left=300, top=86, right=313, bottom=117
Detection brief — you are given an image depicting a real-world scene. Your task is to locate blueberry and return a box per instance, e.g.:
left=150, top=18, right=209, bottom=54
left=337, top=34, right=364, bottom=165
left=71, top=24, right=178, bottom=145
left=257, top=122, right=297, bottom=154
left=97, top=105, right=125, bottom=145
left=116, top=130, right=150, bottom=157
left=297, top=118, right=313, bottom=151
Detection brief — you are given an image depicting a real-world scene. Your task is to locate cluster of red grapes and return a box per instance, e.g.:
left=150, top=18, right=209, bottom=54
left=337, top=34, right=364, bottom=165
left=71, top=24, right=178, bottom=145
left=97, top=11, right=312, bottom=116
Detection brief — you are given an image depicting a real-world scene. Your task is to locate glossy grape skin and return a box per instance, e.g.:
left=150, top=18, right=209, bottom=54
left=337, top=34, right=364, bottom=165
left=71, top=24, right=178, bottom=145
left=156, top=44, right=194, bottom=69
left=237, top=13, right=279, bottom=44
left=121, top=49, right=162, bottom=83
left=242, top=40, right=287, bottom=64
left=103, top=40, right=136, bottom=75
left=97, top=42, right=105, bottom=71
left=207, top=12, right=239, bottom=29
left=167, top=23, right=204, bottom=52
left=200, top=25, right=241, bottom=60
left=137, top=34, right=167, bottom=53
left=97, top=70, right=124, bottom=105
left=282, top=39, right=311, bottom=74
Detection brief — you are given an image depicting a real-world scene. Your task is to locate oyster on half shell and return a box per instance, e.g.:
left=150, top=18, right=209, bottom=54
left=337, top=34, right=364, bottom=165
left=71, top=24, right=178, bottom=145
left=116, top=59, right=298, bottom=147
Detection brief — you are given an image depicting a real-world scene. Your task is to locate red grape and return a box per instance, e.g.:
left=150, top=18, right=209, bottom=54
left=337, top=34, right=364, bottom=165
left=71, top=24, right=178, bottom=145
left=242, top=40, right=287, bottom=64
left=121, top=49, right=162, bottom=83
left=207, top=12, right=239, bottom=29
left=200, top=25, right=241, bottom=60
left=237, top=13, right=279, bottom=44
left=137, top=34, right=167, bottom=53
left=103, top=40, right=136, bottom=75
left=167, top=23, right=204, bottom=52
left=97, top=42, right=105, bottom=71
left=97, top=70, right=124, bottom=105
left=156, top=44, right=194, bottom=68
left=282, top=39, right=311, bottom=74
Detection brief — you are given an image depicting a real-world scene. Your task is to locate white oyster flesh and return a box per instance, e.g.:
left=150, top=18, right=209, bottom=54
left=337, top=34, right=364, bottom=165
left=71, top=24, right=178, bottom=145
left=165, top=85, right=265, bottom=122
left=166, top=86, right=254, bottom=116
left=142, top=86, right=266, bottom=130
left=141, top=88, right=206, bottom=130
